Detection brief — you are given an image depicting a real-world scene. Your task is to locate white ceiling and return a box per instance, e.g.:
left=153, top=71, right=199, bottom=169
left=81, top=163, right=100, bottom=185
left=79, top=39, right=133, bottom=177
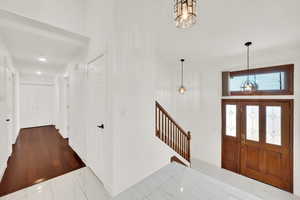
left=155, top=0, right=300, bottom=64
left=1, top=0, right=300, bottom=74
left=0, top=10, right=89, bottom=75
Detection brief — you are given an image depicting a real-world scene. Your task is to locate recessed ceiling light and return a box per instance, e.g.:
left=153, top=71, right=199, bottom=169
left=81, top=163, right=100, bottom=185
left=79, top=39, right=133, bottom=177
left=36, top=71, right=42, bottom=75
left=180, top=187, right=184, bottom=193
left=38, top=57, right=47, bottom=62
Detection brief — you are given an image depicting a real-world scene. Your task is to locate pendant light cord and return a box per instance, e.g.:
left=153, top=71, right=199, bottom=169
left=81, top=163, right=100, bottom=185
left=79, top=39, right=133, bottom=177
left=247, top=45, right=250, bottom=81
left=245, top=42, right=252, bottom=82
left=181, top=59, right=184, bottom=86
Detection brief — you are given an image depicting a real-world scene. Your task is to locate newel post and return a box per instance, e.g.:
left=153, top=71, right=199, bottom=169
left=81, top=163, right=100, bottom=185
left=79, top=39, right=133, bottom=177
left=187, top=131, right=191, bottom=162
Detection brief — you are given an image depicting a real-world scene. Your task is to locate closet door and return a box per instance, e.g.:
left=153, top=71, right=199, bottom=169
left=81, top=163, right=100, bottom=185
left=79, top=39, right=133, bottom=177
left=0, top=60, right=10, bottom=167
left=20, top=84, right=54, bottom=128
left=86, top=56, right=106, bottom=181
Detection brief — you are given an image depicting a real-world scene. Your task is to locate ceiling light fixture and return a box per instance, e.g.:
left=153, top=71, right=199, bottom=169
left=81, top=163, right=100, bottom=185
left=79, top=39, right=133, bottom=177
left=240, top=42, right=258, bottom=92
left=38, top=57, right=47, bottom=63
left=174, top=0, right=197, bottom=29
left=36, top=71, right=42, bottom=75
left=178, top=59, right=187, bottom=94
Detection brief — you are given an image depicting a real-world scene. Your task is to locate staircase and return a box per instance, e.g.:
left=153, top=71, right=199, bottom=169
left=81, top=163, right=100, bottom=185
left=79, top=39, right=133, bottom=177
left=155, top=101, right=191, bottom=162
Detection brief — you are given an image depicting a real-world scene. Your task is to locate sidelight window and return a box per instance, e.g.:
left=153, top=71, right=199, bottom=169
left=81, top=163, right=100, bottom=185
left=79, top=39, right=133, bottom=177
left=225, top=105, right=237, bottom=137
left=266, top=106, right=282, bottom=145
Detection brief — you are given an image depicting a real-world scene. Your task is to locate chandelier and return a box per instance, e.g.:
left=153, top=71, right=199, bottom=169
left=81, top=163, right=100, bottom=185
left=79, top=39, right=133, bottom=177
left=240, top=42, right=258, bottom=92
left=174, top=0, right=197, bottom=29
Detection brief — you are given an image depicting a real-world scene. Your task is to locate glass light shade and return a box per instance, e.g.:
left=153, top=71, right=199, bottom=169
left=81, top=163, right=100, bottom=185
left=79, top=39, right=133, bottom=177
left=178, top=86, right=187, bottom=94
left=241, top=79, right=258, bottom=92
left=174, top=0, right=197, bottom=28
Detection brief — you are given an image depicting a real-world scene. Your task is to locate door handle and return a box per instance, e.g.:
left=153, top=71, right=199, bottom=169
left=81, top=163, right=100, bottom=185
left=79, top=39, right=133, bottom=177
left=5, top=119, right=11, bottom=122
left=241, top=134, right=246, bottom=144
left=97, top=124, right=104, bottom=129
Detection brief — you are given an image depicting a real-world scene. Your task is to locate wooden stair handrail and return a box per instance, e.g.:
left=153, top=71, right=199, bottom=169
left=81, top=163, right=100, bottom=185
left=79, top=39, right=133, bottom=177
left=171, top=156, right=187, bottom=167
left=155, top=101, right=191, bottom=162
left=155, top=102, right=189, bottom=138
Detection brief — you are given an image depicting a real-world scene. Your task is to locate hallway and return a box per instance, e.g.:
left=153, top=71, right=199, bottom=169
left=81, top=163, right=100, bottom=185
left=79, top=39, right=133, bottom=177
left=0, top=126, right=85, bottom=197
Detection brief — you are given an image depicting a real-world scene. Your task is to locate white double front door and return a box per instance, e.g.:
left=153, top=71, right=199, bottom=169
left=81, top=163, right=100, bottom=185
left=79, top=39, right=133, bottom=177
left=20, top=83, right=55, bottom=128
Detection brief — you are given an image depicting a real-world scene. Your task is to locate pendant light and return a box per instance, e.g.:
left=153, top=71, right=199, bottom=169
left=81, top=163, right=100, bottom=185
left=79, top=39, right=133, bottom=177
left=241, top=42, right=258, bottom=92
left=174, top=0, right=197, bottom=29
left=178, top=59, right=187, bottom=94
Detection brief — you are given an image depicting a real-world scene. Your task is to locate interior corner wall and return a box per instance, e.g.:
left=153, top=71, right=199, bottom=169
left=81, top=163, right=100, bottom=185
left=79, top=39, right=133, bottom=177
left=54, top=75, right=69, bottom=138
left=110, top=0, right=198, bottom=196
left=83, top=0, right=116, bottom=194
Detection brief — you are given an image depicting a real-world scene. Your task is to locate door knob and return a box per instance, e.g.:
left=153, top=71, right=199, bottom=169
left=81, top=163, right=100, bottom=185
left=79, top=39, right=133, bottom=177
left=97, top=124, right=104, bottom=129
left=241, top=134, right=246, bottom=144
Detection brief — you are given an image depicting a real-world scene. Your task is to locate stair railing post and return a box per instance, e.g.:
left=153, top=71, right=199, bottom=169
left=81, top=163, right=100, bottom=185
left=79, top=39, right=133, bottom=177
left=187, top=131, right=191, bottom=162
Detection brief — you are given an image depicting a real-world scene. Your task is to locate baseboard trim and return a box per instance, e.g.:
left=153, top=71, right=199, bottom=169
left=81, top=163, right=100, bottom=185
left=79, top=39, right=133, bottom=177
left=21, top=125, right=55, bottom=129
left=0, top=163, right=7, bottom=182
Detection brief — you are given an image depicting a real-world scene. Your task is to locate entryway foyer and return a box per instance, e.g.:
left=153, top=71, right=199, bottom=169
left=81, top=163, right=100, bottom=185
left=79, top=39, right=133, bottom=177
left=1, top=0, right=300, bottom=199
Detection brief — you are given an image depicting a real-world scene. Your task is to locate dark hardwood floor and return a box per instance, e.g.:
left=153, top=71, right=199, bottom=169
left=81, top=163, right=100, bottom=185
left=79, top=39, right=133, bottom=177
left=0, top=125, right=85, bottom=197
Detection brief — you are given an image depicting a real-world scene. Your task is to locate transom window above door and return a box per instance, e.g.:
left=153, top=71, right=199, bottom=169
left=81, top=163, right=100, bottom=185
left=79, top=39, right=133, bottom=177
left=222, top=64, right=294, bottom=96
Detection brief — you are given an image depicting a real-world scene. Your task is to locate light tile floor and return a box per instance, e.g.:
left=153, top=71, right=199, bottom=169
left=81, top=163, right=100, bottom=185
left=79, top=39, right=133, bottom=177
left=1, top=161, right=299, bottom=200
left=191, top=159, right=300, bottom=200
left=115, top=161, right=300, bottom=200
left=0, top=167, right=111, bottom=200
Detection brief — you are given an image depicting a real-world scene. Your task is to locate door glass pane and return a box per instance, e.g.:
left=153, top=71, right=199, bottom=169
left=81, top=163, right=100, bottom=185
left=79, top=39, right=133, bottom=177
left=246, top=105, right=259, bottom=142
left=226, top=105, right=236, bottom=137
left=266, top=106, right=282, bottom=145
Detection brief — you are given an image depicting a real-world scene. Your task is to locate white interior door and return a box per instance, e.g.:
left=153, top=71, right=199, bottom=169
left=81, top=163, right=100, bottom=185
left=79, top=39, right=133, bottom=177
left=20, top=84, right=55, bottom=128
left=5, top=69, right=14, bottom=152
left=0, top=58, right=14, bottom=170
left=86, top=56, right=106, bottom=181
left=0, top=62, right=9, bottom=172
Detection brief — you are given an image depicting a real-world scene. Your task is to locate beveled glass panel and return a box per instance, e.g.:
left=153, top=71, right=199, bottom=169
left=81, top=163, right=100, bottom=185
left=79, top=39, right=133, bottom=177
left=226, top=105, right=236, bottom=137
left=266, top=106, right=282, bottom=145
left=246, top=105, right=259, bottom=142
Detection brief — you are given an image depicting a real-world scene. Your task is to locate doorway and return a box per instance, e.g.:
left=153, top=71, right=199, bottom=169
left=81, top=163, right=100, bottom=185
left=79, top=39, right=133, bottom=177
left=222, top=99, right=293, bottom=192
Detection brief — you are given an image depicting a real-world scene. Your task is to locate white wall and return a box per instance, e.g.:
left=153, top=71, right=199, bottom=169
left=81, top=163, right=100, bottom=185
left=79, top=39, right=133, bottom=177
left=67, top=62, right=88, bottom=163
left=0, top=36, right=18, bottom=180
left=107, top=0, right=194, bottom=195
left=54, top=75, right=69, bottom=138
left=60, top=0, right=192, bottom=196
left=0, top=0, right=86, bottom=35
